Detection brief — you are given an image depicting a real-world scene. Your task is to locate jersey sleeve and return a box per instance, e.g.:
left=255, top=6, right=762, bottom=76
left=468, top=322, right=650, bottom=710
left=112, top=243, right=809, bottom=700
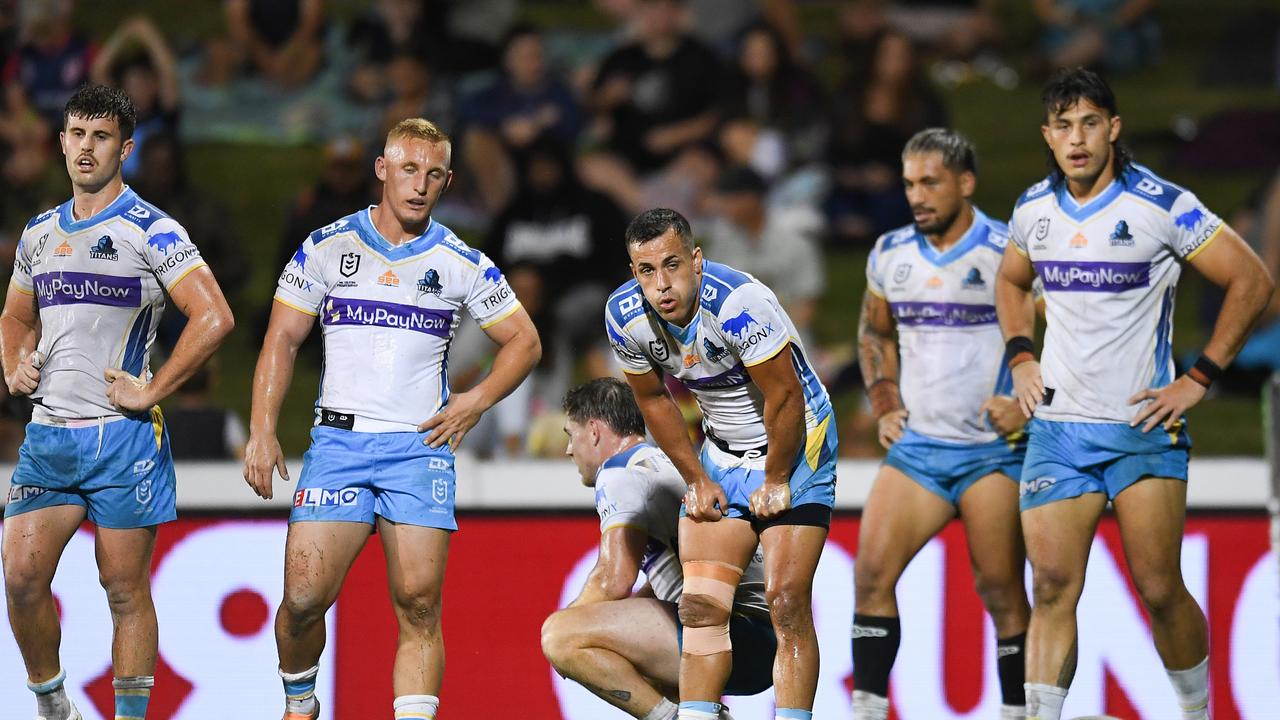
left=719, top=284, right=790, bottom=367
left=605, top=304, right=652, bottom=375
left=273, top=237, right=327, bottom=315
left=1008, top=211, right=1030, bottom=257
left=1165, top=191, right=1225, bottom=261
left=463, top=253, right=521, bottom=328
left=143, top=218, right=207, bottom=291
left=866, top=238, right=886, bottom=298
left=595, top=467, right=651, bottom=534
left=11, top=226, right=36, bottom=295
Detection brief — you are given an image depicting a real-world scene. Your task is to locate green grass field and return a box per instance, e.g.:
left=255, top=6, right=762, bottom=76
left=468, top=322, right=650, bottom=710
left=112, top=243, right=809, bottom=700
left=80, top=0, right=1276, bottom=455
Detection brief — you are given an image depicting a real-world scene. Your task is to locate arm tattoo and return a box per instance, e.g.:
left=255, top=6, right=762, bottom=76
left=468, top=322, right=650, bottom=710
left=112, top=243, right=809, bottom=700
left=857, top=291, right=899, bottom=386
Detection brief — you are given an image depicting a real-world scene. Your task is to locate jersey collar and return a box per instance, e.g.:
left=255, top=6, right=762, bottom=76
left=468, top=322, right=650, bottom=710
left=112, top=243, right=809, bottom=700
left=915, top=207, right=990, bottom=267
left=355, top=206, right=442, bottom=261
left=57, top=185, right=135, bottom=233
left=1054, top=177, right=1124, bottom=223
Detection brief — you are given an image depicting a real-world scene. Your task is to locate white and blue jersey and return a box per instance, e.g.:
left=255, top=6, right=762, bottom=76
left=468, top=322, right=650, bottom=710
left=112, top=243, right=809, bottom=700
left=1009, top=165, right=1214, bottom=508
left=867, top=209, right=1026, bottom=503
left=605, top=261, right=838, bottom=517
left=277, top=208, right=522, bottom=528
left=4, top=186, right=201, bottom=527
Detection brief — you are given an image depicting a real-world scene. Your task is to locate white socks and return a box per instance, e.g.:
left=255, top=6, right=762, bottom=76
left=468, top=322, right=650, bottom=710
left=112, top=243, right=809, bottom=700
left=851, top=689, right=889, bottom=720
left=1167, top=657, right=1210, bottom=720
left=1000, top=703, right=1027, bottom=719
left=1024, top=683, right=1067, bottom=720
left=642, top=698, right=678, bottom=720
left=394, top=694, right=440, bottom=719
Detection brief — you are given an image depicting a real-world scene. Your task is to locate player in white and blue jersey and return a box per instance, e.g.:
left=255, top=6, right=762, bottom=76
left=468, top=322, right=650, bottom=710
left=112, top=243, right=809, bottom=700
left=1, top=84, right=234, bottom=720
left=996, top=69, right=1274, bottom=720
left=541, top=378, right=774, bottom=720
left=852, top=129, right=1032, bottom=720
left=606, top=209, right=835, bottom=720
left=242, top=118, right=540, bottom=720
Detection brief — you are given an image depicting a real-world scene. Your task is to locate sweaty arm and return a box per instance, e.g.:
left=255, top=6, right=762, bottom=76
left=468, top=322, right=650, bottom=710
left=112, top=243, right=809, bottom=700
left=1188, top=225, right=1275, bottom=367
left=745, top=348, right=805, bottom=490
left=131, top=268, right=234, bottom=405
left=570, top=526, right=649, bottom=607
left=243, top=301, right=315, bottom=499
left=419, top=305, right=540, bottom=449
left=996, top=241, right=1042, bottom=417
left=0, top=284, right=40, bottom=395
left=623, top=368, right=710, bottom=488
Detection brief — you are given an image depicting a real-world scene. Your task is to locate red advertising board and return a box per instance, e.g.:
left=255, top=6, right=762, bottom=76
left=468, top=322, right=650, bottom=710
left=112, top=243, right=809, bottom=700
left=0, top=513, right=1275, bottom=719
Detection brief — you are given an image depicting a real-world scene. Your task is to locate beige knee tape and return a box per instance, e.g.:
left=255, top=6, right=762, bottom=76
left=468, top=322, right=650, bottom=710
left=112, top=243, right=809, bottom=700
left=683, top=621, right=732, bottom=655
left=681, top=560, right=741, bottom=655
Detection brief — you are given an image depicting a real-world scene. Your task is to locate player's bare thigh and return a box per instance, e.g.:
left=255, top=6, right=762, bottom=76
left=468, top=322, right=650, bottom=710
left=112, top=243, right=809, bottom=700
left=547, top=597, right=683, bottom=688
left=856, top=465, right=955, bottom=591
left=378, top=519, right=449, bottom=608
left=282, top=520, right=373, bottom=608
left=2, top=504, right=86, bottom=591
left=678, top=515, right=758, bottom=571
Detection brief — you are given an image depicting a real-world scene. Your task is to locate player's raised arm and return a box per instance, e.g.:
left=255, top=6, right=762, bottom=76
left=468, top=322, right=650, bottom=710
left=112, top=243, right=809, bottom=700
left=244, top=300, right=316, bottom=499
left=858, top=287, right=905, bottom=449
left=419, top=303, right=540, bottom=450
left=1129, top=224, right=1275, bottom=431
left=570, top=525, right=648, bottom=607
left=108, top=266, right=234, bottom=413
left=996, top=239, right=1042, bottom=418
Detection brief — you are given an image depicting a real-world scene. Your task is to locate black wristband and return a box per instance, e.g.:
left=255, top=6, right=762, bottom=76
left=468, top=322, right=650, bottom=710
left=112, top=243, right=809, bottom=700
left=1188, top=355, right=1223, bottom=387
left=1005, top=336, right=1034, bottom=357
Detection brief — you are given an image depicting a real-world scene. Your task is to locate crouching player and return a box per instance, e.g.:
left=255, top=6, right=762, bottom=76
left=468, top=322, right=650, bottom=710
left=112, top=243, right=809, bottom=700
left=542, top=378, right=774, bottom=720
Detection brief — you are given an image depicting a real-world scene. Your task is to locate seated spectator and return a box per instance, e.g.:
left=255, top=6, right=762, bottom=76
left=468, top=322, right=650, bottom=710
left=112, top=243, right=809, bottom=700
left=460, top=23, right=581, bottom=213
left=90, top=15, right=180, bottom=181
left=487, top=135, right=630, bottom=401
left=1033, top=0, right=1160, bottom=74
left=826, top=29, right=946, bottom=246
left=161, top=363, right=248, bottom=460
left=702, top=165, right=825, bottom=333
left=376, top=53, right=454, bottom=140
left=579, top=0, right=726, bottom=216
left=723, top=20, right=827, bottom=173
left=3, top=0, right=94, bottom=130
left=200, top=0, right=326, bottom=89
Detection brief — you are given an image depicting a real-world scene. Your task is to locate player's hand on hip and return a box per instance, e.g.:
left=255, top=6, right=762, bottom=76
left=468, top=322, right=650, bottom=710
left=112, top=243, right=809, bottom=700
left=749, top=479, right=791, bottom=520
left=418, top=389, right=487, bottom=450
left=104, top=367, right=154, bottom=413
left=1129, top=375, right=1205, bottom=433
left=684, top=477, right=728, bottom=522
left=6, top=350, right=43, bottom=396
left=242, top=433, right=289, bottom=500
left=980, top=395, right=1029, bottom=437
left=877, top=408, right=908, bottom=449
left=1011, top=360, right=1045, bottom=418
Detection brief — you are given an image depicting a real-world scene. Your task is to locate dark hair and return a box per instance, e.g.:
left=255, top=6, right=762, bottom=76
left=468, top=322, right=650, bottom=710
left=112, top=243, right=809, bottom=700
left=563, top=378, right=646, bottom=438
left=624, top=208, right=694, bottom=252
left=902, top=127, right=977, bottom=175
left=1040, top=67, right=1132, bottom=179
left=501, top=21, right=541, bottom=55
left=63, top=83, right=137, bottom=139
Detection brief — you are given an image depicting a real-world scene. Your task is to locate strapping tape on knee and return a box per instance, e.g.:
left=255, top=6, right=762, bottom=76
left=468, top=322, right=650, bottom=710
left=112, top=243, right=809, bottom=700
left=681, top=560, right=741, bottom=656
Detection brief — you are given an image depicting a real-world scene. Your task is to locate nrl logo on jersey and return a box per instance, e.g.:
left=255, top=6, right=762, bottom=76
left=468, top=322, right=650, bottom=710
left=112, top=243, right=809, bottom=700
left=1034, top=216, right=1051, bottom=241
left=339, top=252, right=360, bottom=277
left=893, top=263, right=911, bottom=284
left=648, top=339, right=670, bottom=362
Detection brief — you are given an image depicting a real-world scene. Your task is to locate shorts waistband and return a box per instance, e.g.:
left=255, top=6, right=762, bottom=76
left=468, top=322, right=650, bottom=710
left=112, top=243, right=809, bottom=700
left=705, top=430, right=768, bottom=458
left=31, top=413, right=130, bottom=429
left=316, top=408, right=419, bottom=434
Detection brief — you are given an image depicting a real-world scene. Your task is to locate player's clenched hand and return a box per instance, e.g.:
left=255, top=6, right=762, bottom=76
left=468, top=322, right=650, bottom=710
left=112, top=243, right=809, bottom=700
left=1011, top=361, right=1044, bottom=419
left=243, top=433, right=289, bottom=500
left=418, top=389, right=488, bottom=449
left=749, top=479, right=791, bottom=520
left=1129, top=375, right=1205, bottom=433
left=6, top=350, right=43, bottom=396
left=981, top=395, right=1029, bottom=437
left=104, top=367, right=154, bottom=413
left=684, top=477, right=727, bottom=522
left=877, top=408, right=908, bottom=449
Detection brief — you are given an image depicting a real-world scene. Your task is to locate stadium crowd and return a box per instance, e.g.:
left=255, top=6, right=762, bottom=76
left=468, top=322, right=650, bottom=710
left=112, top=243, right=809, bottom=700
left=0, top=0, right=1275, bottom=461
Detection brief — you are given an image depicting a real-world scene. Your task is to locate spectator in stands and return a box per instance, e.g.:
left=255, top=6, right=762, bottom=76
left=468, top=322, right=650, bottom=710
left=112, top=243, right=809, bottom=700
left=162, top=362, right=248, bottom=460
left=201, top=0, right=326, bottom=89
left=579, top=0, right=726, bottom=216
left=375, top=53, right=454, bottom=140
left=722, top=20, right=827, bottom=174
left=91, top=15, right=180, bottom=181
left=460, top=23, right=582, bottom=214
left=487, top=134, right=630, bottom=396
left=2, top=0, right=93, bottom=130
left=882, top=0, right=1004, bottom=62
left=826, top=29, right=946, bottom=246
left=1033, top=0, right=1160, bottom=74
left=702, top=165, right=825, bottom=333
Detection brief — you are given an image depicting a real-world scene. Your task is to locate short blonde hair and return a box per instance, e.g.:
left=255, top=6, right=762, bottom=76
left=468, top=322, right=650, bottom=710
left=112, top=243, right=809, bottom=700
left=385, top=118, right=451, bottom=148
